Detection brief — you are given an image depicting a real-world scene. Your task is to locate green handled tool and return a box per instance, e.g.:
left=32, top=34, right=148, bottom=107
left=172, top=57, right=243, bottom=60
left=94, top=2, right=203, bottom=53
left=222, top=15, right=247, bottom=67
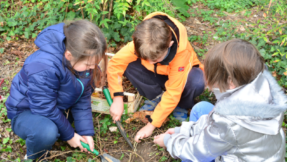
left=80, top=141, right=99, bottom=155
left=80, top=141, right=120, bottom=162
left=103, top=86, right=134, bottom=150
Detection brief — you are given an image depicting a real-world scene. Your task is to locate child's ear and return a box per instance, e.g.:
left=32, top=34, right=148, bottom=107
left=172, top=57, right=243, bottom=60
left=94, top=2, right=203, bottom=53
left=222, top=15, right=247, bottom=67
left=64, top=50, right=73, bottom=61
left=228, top=77, right=237, bottom=90
left=169, top=41, right=174, bottom=47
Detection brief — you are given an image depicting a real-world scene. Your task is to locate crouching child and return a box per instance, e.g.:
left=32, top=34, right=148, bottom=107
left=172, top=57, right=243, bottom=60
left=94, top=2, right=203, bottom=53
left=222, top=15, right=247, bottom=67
left=154, top=39, right=287, bottom=162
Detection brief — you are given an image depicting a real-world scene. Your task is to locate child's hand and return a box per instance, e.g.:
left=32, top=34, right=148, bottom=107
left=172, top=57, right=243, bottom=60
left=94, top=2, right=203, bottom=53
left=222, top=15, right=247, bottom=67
left=82, top=136, right=94, bottom=153
left=135, top=122, right=156, bottom=143
left=153, top=134, right=166, bottom=148
left=67, top=133, right=88, bottom=152
left=165, top=128, right=175, bottom=135
left=110, top=96, right=124, bottom=122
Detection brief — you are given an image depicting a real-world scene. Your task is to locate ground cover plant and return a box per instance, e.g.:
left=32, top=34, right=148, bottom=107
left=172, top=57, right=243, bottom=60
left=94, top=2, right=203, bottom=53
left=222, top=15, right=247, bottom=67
left=0, top=0, right=287, bottom=161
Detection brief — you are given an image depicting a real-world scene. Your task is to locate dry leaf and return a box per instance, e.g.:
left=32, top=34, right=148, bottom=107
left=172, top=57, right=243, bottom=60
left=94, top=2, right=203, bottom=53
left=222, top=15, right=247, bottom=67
left=125, top=111, right=169, bottom=125
left=272, top=71, right=277, bottom=77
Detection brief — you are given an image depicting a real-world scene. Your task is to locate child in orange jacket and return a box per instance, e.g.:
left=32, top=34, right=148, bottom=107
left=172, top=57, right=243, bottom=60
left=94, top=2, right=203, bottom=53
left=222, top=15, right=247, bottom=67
left=107, top=12, right=205, bottom=142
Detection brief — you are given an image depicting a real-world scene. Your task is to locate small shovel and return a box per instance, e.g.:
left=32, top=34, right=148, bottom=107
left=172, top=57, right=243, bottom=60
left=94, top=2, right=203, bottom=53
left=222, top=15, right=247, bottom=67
left=80, top=141, right=120, bottom=162
left=103, top=86, right=134, bottom=150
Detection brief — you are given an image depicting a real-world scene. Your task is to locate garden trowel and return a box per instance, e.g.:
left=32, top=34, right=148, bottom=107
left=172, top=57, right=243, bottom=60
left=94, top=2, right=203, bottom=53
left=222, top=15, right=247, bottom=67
left=103, top=86, right=134, bottom=150
left=80, top=141, right=120, bottom=162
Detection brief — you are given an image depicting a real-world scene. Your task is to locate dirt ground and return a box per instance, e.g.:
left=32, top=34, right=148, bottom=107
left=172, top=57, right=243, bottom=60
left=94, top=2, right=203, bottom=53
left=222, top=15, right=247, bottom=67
left=0, top=2, right=285, bottom=162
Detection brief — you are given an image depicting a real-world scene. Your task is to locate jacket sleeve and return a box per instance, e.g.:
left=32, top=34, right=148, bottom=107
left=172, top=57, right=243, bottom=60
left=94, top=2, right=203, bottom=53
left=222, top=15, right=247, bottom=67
left=151, top=50, right=192, bottom=127
left=27, top=65, right=74, bottom=141
left=165, top=114, right=235, bottom=162
left=70, top=85, right=95, bottom=136
left=107, top=42, right=138, bottom=98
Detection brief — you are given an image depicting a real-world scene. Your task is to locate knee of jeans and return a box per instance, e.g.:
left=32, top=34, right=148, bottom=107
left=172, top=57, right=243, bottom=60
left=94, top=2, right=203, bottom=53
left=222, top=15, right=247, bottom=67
left=34, top=125, right=58, bottom=145
left=192, top=101, right=213, bottom=113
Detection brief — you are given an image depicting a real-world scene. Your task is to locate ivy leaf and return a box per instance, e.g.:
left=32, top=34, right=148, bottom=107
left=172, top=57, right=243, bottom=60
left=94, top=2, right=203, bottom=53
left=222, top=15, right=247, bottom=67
left=66, top=11, right=76, bottom=20
left=171, top=0, right=190, bottom=17
left=0, top=48, right=4, bottom=54
left=3, top=137, right=9, bottom=144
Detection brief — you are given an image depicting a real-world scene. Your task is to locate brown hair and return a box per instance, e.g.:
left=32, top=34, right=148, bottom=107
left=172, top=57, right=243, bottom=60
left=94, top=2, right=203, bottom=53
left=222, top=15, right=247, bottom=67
left=204, top=39, right=265, bottom=92
left=64, top=19, right=107, bottom=87
left=132, top=18, right=172, bottom=61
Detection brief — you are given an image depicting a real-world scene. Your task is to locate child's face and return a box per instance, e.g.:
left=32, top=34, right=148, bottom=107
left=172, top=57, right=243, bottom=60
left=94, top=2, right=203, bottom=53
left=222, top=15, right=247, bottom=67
left=148, top=41, right=174, bottom=64
left=65, top=51, right=99, bottom=72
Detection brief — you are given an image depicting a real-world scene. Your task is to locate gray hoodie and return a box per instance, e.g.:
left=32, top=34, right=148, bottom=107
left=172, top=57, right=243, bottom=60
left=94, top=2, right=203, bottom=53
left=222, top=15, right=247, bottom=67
left=164, top=70, right=287, bottom=162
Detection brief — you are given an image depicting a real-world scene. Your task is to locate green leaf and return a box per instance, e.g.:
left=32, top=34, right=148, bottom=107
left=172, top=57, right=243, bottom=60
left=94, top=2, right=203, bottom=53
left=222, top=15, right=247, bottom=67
left=61, top=146, right=66, bottom=151
left=32, top=33, right=37, bottom=38
left=0, top=48, right=4, bottom=54
left=24, top=32, right=30, bottom=39
left=66, top=11, right=76, bottom=20
left=3, top=137, right=9, bottom=144
left=66, top=157, right=75, bottom=162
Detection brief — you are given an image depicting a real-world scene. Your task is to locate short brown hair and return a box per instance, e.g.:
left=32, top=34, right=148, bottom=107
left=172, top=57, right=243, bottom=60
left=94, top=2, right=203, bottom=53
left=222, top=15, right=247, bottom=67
left=132, top=18, right=172, bottom=61
left=204, top=39, right=265, bottom=92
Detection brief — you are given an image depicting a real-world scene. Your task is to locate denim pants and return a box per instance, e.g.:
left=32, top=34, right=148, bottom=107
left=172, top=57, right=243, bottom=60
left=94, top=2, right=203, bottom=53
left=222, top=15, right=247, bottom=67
left=124, top=59, right=205, bottom=109
left=182, top=101, right=215, bottom=162
left=11, top=110, right=73, bottom=159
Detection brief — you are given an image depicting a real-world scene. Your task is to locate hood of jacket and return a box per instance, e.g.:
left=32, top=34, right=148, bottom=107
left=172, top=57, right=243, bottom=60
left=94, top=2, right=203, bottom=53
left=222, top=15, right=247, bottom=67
left=214, top=70, right=287, bottom=135
left=34, top=22, right=66, bottom=60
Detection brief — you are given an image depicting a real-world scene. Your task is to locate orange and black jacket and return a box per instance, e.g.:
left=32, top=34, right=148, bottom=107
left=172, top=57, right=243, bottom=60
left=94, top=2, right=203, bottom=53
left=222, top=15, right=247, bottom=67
left=107, top=12, right=204, bottom=127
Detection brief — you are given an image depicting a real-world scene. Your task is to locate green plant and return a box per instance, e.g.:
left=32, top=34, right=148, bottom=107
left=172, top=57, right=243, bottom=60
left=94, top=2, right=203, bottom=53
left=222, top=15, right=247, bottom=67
left=200, top=0, right=269, bottom=13
left=0, top=0, right=191, bottom=45
left=166, top=115, right=181, bottom=129
left=171, top=0, right=198, bottom=21
left=99, top=115, right=113, bottom=135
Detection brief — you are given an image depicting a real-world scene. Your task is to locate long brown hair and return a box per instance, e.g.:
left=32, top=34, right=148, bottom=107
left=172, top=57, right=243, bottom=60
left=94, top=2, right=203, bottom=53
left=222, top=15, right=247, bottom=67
left=64, top=20, right=107, bottom=87
left=132, top=18, right=172, bottom=61
left=204, top=39, right=265, bottom=92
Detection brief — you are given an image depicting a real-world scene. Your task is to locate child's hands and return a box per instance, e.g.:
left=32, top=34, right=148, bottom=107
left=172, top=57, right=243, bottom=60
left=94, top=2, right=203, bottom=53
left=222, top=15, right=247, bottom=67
left=82, top=136, right=94, bottom=153
left=67, top=133, right=88, bottom=152
left=153, top=134, right=166, bottom=148
left=110, top=96, right=124, bottom=122
left=165, top=128, right=175, bottom=135
left=135, top=122, right=156, bottom=143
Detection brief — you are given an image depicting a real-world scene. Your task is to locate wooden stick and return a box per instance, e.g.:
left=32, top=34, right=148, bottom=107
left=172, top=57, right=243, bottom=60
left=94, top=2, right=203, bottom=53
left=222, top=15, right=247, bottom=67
left=94, top=88, right=135, bottom=97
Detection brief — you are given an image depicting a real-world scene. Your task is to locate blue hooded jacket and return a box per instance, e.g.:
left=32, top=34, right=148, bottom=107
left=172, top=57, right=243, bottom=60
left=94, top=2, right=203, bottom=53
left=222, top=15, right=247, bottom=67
left=6, top=23, right=95, bottom=141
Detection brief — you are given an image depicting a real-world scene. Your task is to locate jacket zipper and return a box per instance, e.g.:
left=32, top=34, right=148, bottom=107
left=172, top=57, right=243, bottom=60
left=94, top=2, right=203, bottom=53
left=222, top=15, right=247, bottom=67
left=75, top=78, right=84, bottom=103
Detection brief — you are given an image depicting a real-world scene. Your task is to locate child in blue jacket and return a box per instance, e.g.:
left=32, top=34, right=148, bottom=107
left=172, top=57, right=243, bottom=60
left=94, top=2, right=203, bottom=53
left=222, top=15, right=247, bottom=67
left=6, top=20, right=107, bottom=160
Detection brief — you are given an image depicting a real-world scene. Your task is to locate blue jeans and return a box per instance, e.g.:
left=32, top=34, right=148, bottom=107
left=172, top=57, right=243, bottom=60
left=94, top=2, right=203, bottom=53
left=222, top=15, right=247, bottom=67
left=182, top=101, right=215, bottom=162
left=11, top=110, right=73, bottom=159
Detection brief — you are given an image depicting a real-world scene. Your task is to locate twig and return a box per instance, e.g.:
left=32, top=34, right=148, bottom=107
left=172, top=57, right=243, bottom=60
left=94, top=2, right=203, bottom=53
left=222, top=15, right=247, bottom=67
left=108, top=0, right=113, bottom=19
left=106, top=150, right=145, bottom=162
left=128, top=152, right=132, bottom=162
left=0, top=79, right=4, bottom=87
left=80, top=3, right=84, bottom=19
left=96, top=114, right=103, bottom=154
left=26, top=150, right=46, bottom=160
left=101, top=0, right=107, bottom=28
left=64, top=0, right=70, bottom=20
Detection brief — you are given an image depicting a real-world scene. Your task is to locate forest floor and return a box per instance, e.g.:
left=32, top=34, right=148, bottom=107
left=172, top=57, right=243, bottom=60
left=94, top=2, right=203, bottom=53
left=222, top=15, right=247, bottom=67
left=0, top=1, right=286, bottom=162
